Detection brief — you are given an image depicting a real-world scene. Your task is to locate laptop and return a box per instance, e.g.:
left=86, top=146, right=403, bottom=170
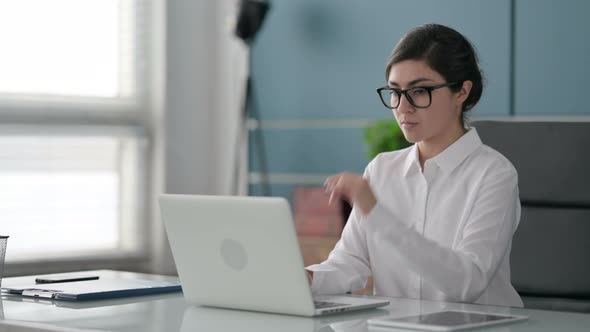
left=180, top=305, right=390, bottom=332
left=159, top=194, right=390, bottom=317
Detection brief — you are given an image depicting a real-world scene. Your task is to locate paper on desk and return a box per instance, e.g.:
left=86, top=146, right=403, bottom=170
left=0, top=319, right=108, bottom=332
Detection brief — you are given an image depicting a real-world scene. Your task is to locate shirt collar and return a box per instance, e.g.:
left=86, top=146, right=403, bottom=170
left=402, top=144, right=421, bottom=177
left=402, top=128, right=483, bottom=177
left=432, top=128, right=483, bottom=174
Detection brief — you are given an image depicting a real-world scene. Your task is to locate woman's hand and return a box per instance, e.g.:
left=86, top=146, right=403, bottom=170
left=324, top=172, right=377, bottom=216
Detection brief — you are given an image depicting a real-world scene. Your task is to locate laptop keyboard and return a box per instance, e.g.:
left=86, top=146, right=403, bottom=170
left=314, top=301, right=349, bottom=309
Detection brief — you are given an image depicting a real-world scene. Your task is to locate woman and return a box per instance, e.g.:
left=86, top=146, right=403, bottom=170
left=305, top=24, right=523, bottom=307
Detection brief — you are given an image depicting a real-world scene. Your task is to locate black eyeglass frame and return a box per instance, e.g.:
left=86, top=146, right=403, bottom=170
left=376, top=81, right=464, bottom=109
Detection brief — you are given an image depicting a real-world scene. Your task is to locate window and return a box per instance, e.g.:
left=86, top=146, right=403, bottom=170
left=0, top=0, right=151, bottom=264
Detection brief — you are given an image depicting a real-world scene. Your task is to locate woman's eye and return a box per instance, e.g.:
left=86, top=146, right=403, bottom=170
left=410, top=88, right=427, bottom=96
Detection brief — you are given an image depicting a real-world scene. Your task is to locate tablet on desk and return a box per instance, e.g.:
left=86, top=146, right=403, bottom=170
left=367, top=310, right=528, bottom=331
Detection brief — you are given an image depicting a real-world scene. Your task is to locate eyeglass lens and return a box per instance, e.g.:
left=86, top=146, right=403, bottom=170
left=380, top=87, right=431, bottom=109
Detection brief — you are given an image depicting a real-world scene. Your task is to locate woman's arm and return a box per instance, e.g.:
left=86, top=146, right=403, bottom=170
left=305, top=206, right=372, bottom=294
left=306, top=155, right=389, bottom=294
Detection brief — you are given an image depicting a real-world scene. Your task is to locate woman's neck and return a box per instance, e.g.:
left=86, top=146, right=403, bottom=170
left=418, top=122, right=467, bottom=170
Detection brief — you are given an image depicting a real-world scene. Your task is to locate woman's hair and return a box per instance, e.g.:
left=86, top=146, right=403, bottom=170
left=385, top=24, right=484, bottom=120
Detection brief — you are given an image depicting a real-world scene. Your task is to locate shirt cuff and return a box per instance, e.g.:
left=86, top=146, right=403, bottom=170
left=305, top=264, right=328, bottom=293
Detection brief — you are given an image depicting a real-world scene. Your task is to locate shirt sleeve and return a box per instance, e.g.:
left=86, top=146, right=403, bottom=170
left=305, top=207, right=372, bottom=294
left=305, top=159, right=379, bottom=295
left=364, top=167, right=520, bottom=303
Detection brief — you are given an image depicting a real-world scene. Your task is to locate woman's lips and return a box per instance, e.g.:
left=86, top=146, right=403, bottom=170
left=401, top=121, right=418, bottom=130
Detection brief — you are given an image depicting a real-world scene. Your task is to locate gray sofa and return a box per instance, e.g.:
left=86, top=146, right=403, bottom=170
left=474, top=120, right=590, bottom=313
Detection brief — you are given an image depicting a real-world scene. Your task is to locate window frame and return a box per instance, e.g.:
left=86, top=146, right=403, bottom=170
left=0, top=0, right=155, bottom=275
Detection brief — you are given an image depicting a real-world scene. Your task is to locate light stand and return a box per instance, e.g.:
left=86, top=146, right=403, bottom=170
left=232, top=0, right=270, bottom=196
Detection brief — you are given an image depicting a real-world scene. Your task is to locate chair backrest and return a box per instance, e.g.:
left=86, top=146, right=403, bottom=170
left=473, top=120, right=590, bottom=301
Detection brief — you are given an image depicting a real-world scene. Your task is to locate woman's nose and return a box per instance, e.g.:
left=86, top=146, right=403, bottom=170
left=397, top=94, right=415, bottom=113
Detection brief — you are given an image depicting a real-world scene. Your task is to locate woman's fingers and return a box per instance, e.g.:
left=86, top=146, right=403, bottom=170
left=324, top=172, right=376, bottom=215
left=328, top=174, right=353, bottom=204
left=324, top=174, right=339, bottom=192
left=328, top=190, right=337, bottom=205
left=325, top=174, right=342, bottom=204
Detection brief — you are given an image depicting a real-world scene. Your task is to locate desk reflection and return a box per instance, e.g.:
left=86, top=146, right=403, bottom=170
left=180, top=306, right=389, bottom=332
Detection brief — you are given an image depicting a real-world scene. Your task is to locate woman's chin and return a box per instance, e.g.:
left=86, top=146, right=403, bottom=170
left=402, top=132, right=419, bottom=144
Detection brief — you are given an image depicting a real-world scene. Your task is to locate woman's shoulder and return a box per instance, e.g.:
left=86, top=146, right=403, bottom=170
left=475, top=143, right=518, bottom=176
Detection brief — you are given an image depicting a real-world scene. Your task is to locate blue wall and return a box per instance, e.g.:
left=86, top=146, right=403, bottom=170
left=248, top=0, right=590, bottom=200
left=514, top=0, right=590, bottom=115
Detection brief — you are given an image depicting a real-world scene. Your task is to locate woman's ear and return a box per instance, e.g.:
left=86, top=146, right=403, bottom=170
left=457, top=80, right=473, bottom=105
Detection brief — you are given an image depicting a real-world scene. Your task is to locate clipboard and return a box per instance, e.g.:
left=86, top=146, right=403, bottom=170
left=2, top=278, right=182, bottom=301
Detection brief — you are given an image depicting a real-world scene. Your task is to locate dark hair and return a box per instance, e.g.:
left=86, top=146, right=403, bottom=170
left=385, top=24, right=484, bottom=121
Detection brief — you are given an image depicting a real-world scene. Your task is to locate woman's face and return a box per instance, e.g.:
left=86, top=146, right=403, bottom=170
left=387, top=59, right=467, bottom=144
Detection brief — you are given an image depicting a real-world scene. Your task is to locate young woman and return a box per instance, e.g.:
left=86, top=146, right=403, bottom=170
left=306, top=24, right=523, bottom=307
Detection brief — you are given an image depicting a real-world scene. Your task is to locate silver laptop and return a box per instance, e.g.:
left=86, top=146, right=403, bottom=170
left=159, top=194, right=389, bottom=317
left=180, top=305, right=389, bottom=332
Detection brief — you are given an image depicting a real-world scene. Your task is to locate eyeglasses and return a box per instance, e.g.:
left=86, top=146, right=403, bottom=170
left=376, top=81, right=463, bottom=109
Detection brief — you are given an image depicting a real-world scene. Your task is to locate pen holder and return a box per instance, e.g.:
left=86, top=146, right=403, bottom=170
left=0, top=235, right=8, bottom=288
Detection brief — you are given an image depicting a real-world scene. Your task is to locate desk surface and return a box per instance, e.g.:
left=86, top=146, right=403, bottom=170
left=1, top=270, right=589, bottom=332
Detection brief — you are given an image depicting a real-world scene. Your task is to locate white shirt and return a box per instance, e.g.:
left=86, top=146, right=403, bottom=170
left=306, top=128, right=524, bottom=307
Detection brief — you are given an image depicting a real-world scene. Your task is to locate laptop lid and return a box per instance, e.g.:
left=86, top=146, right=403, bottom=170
left=160, top=194, right=317, bottom=316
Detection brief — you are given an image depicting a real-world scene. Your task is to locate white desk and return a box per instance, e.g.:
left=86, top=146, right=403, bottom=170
left=1, top=270, right=589, bottom=331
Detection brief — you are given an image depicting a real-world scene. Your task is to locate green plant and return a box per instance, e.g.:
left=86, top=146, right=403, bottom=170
left=363, top=119, right=412, bottom=159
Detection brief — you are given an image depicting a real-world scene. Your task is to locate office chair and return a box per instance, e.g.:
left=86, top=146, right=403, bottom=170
left=474, top=120, right=590, bottom=313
